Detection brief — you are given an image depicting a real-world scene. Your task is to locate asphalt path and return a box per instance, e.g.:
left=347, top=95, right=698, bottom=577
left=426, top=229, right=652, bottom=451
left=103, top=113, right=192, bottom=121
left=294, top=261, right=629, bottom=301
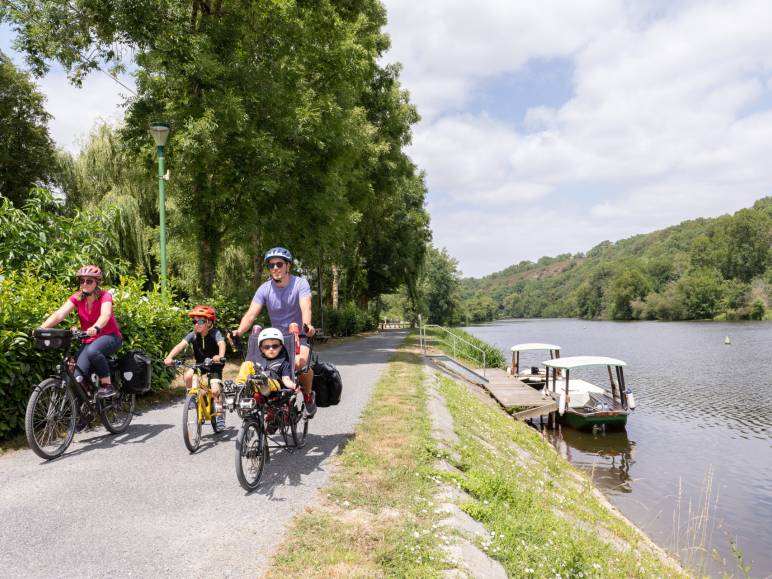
left=0, top=330, right=408, bottom=578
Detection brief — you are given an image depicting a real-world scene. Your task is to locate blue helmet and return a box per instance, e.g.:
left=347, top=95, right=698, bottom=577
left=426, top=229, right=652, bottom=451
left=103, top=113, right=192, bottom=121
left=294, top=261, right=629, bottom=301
left=264, top=246, right=293, bottom=264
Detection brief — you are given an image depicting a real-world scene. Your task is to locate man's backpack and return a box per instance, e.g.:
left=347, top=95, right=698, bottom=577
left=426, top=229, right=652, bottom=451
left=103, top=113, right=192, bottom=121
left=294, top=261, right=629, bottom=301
left=311, top=356, right=342, bottom=407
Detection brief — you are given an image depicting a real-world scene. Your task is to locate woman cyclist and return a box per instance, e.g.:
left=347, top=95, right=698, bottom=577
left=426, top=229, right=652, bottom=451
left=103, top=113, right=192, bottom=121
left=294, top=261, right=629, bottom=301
left=39, top=265, right=122, bottom=398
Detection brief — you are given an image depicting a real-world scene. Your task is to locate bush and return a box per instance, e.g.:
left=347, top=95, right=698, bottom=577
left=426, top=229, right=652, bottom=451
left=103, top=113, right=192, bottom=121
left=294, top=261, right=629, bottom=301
left=0, top=269, right=188, bottom=440
left=322, top=303, right=377, bottom=337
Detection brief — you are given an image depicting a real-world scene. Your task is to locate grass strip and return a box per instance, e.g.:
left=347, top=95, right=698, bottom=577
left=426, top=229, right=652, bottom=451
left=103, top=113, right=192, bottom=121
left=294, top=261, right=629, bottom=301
left=266, top=348, right=449, bottom=578
left=436, top=373, right=688, bottom=578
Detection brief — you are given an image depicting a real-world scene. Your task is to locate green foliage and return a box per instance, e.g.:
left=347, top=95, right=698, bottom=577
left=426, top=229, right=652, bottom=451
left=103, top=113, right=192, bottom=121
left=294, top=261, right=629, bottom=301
left=459, top=197, right=771, bottom=321
left=323, top=303, right=376, bottom=337
left=0, top=51, right=57, bottom=205
left=416, top=246, right=460, bottom=325
left=0, top=188, right=125, bottom=280
left=426, top=326, right=506, bottom=369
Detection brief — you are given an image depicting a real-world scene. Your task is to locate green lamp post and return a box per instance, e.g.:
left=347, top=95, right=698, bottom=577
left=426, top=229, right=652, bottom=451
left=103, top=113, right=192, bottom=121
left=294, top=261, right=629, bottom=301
left=149, top=122, right=170, bottom=292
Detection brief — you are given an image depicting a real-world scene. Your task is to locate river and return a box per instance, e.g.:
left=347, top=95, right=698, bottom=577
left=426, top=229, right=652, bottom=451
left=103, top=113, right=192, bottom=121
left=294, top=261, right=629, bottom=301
left=465, top=319, right=772, bottom=577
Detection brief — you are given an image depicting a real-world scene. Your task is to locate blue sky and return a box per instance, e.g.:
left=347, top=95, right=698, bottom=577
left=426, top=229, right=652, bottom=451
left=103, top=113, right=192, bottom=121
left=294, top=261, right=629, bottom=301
left=5, top=2, right=772, bottom=277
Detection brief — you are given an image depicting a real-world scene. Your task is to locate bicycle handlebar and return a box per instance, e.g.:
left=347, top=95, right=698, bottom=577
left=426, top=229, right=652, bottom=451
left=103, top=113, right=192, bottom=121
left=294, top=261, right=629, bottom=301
left=171, top=358, right=226, bottom=370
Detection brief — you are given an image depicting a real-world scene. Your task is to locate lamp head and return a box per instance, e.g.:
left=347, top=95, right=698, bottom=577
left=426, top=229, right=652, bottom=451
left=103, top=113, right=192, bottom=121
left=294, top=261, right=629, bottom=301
left=149, top=122, right=170, bottom=147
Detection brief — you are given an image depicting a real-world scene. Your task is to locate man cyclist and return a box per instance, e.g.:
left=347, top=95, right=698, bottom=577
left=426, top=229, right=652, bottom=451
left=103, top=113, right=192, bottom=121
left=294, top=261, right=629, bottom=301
left=232, top=247, right=317, bottom=417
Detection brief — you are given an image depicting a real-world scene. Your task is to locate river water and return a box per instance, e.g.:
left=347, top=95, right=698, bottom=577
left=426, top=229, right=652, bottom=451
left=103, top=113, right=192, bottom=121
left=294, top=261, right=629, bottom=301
left=465, top=319, right=772, bottom=577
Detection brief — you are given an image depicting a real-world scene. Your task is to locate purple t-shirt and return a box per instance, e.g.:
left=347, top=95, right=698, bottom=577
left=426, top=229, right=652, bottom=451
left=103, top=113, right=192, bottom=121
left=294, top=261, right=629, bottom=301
left=252, top=275, right=311, bottom=335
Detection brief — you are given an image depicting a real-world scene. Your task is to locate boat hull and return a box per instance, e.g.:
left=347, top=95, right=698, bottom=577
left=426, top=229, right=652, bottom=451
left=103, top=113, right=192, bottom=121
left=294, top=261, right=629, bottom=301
left=561, top=410, right=628, bottom=430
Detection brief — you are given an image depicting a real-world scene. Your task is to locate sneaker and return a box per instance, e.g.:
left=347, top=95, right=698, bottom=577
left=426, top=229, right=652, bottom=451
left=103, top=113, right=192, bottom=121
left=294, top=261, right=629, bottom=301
left=304, top=392, right=317, bottom=419
left=96, top=385, right=115, bottom=398
left=215, top=414, right=225, bottom=430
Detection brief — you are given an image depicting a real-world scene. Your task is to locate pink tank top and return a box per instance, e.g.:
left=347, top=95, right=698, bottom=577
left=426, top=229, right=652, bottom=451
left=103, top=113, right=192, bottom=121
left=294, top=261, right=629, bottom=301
left=69, top=291, right=122, bottom=344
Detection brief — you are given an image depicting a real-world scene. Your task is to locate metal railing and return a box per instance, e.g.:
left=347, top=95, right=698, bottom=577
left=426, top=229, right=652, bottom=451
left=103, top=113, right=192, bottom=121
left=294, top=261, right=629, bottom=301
left=419, top=323, right=487, bottom=377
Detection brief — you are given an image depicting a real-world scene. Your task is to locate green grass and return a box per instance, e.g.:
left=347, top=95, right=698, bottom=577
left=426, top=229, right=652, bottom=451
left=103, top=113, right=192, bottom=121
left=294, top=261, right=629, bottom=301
left=266, top=347, right=449, bottom=578
left=425, top=326, right=506, bottom=368
left=436, top=374, right=688, bottom=578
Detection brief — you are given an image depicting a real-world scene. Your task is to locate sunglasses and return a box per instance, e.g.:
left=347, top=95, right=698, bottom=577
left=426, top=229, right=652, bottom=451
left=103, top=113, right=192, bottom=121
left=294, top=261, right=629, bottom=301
left=267, top=261, right=286, bottom=270
left=193, top=319, right=208, bottom=325
left=79, top=278, right=97, bottom=286
left=261, top=343, right=282, bottom=350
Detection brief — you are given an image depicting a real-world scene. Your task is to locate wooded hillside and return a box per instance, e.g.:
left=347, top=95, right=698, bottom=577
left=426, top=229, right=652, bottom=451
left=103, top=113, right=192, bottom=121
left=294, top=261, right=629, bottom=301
left=460, top=198, right=772, bottom=322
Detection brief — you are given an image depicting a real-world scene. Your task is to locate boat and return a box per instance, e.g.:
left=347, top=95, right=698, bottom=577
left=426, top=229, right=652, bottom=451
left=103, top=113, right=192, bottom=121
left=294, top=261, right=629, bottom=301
left=543, top=356, right=635, bottom=430
left=509, top=343, right=561, bottom=389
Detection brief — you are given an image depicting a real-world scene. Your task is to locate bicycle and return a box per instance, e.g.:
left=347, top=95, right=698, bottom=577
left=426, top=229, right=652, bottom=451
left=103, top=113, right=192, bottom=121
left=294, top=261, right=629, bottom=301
left=25, top=328, right=135, bottom=460
left=234, top=325, right=310, bottom=491
left=171, top=358, right=227, bottom=453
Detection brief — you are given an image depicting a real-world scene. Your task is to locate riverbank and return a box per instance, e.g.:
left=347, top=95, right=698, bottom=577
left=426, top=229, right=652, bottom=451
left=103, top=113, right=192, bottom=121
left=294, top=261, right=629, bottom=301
left=266, top=334, right=684, bottom=577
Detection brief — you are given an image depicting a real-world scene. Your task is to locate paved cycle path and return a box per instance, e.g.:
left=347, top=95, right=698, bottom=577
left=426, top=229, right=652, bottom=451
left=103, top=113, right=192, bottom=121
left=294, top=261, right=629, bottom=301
left=0, top=330, right=408, bottom=578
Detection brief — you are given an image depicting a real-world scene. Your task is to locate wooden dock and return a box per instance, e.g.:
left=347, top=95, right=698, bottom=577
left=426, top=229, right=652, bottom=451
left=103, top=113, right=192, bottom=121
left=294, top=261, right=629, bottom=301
left=483, top=369, right=557, bottom=419
left=428, top=356, right=556, bottom=420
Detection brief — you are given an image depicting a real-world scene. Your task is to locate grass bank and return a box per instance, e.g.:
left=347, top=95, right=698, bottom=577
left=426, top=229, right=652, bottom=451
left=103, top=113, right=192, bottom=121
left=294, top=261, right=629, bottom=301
left=266, top=336, right=684, bottom=577
left=266, top=348, right=444, bottom=577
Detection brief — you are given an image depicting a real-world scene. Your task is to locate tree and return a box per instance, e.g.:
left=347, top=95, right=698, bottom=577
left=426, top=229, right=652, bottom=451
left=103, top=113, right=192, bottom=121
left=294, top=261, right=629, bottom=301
left=606, top=264, right=652, bottom=320
left=678, top=268, right=724, bottom=319
left=718, top=208, right=771, bottom=282
left=417, top=246, right=460, bottom=325
left=0, top=51, right=57, bottom=205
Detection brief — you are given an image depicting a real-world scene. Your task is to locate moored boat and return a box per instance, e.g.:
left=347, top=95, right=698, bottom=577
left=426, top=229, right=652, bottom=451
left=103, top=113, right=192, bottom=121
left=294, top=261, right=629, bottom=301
left=543, top=356, right=635, bottom=430
left=509, top=343, right=561, bottom=389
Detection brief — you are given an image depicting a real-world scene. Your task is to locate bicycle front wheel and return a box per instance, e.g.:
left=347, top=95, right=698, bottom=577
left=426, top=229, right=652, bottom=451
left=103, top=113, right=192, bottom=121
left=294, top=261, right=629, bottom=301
left=25, top=378, right=77, bottom=460
left=235, top=420, right=266, bottom=491
left=182, top=394, right=202, bottom=453
left=99, top=386, right=135, bottom=434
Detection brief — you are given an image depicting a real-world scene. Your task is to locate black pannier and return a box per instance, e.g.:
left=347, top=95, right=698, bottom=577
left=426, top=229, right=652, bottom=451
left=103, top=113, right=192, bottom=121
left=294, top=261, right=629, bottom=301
left=33, top=328, right=72, bottom=351
left=311, top=357, right=342, bottom=408
left=118, top=349, right=152, bottom=394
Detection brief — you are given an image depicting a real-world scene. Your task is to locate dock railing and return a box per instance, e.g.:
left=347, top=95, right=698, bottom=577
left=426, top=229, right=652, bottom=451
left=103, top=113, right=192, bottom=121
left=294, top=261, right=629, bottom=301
left=419, top=323, right=487, bottom=377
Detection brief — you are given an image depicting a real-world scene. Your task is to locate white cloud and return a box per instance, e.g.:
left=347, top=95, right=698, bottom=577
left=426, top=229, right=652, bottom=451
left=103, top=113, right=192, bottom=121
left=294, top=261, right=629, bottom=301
left=383, top=0, right=772, bottom=275
left=37, top=71, right=134, bottom=153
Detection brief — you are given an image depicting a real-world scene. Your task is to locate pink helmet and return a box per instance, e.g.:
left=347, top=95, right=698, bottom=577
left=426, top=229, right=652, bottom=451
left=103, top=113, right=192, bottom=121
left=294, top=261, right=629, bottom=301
left=76, top=265, right=103, bottom=281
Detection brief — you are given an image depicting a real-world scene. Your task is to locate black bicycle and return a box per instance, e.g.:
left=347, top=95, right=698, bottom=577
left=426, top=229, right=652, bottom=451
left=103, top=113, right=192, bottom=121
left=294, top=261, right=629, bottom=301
left=233, top=368, right=308, bottom=491
left=25, top=328, right=135, bottom=460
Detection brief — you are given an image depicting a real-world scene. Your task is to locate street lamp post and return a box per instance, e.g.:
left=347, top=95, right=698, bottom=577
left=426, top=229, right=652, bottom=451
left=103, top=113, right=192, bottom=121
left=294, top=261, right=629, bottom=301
left=149, top=122, right=170, bottom=292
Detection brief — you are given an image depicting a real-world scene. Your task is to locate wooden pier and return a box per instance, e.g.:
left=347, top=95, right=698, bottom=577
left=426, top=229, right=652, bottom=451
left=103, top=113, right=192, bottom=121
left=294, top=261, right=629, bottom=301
left=483, top=369, right=557, bottom=420
left=428, top=356, right=556, bottom=420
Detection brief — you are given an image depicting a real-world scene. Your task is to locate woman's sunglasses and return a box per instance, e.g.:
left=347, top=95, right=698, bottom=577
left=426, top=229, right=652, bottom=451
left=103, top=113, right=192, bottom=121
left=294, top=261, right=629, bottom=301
left=79, top=278, right=97, bottom=286
left=261, top=343, right=282, bottom=350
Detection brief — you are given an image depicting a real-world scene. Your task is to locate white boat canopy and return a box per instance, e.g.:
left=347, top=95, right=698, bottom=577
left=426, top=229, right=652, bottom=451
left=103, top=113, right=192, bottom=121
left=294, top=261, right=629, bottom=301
left=511, top=343, right=561, bottom=352
left=543, top=355, right=626, bottom=370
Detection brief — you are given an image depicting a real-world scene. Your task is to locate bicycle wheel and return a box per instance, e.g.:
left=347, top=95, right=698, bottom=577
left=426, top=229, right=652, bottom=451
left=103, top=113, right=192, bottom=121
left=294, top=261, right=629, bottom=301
left=99, top=383, right=135, bottom=434
left=290, top=397, right=308, bottom=448
left=235, top=419, right=266, bottom=491
left=182, top=393, right=202, bottom=453
left=25, top=378, right=77, bottom=460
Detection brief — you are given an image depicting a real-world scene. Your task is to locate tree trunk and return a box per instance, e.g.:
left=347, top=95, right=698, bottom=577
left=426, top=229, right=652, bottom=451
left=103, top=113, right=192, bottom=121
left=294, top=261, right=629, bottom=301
left=332, top=264, right=339, bottom=310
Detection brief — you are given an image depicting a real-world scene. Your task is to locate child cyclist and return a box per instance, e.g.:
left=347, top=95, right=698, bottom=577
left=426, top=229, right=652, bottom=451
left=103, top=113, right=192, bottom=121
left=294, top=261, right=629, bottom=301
left=164, top=305, right=227, bottom=428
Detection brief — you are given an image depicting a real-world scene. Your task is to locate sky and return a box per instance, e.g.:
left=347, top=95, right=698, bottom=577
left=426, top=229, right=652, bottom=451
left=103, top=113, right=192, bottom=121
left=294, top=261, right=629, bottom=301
left=4, top=1, right=772, bottom=277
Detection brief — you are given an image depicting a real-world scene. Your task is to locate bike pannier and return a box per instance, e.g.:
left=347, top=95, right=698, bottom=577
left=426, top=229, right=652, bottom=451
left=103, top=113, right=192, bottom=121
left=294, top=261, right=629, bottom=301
left=312, top=359, right=342, bottom=408
left=119, top=349, right=152, bottom=394
left=33, top=328, right=72, bottom=351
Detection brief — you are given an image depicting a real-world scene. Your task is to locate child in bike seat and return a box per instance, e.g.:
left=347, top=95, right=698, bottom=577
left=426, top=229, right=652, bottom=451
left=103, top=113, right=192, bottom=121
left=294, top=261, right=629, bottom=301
left=236, top=327, right=294, bottom=392
left=163, top=305, right=227, bottom=426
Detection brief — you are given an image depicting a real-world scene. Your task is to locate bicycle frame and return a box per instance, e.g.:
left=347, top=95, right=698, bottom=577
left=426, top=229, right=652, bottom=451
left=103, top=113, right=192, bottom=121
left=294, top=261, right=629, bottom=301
left=188, top=370, right=215, bottom=424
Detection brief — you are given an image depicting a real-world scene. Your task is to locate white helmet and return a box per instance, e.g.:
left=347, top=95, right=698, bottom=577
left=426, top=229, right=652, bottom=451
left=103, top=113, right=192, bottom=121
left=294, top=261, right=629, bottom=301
left=257, top=327, right=284, bottom=347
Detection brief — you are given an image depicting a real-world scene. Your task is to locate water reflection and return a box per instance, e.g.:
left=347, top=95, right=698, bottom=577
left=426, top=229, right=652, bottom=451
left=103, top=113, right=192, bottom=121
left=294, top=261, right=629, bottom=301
left=545, top=426, right=636, bottom=495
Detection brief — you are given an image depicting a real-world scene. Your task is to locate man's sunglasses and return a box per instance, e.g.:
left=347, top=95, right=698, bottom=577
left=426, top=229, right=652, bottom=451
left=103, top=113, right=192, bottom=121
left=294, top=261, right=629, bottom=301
left=261, top=343, right=282, bottom=350
left=267, top=261, right=286, bottom=270
left=193, top=319, right=208, bottom=325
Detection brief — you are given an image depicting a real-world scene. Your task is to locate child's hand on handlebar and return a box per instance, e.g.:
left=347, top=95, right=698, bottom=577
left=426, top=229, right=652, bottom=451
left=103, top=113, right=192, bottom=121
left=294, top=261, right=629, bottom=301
left=164, top=357, right=174, bottom=366
left=212, top=355, right=224, bottom=364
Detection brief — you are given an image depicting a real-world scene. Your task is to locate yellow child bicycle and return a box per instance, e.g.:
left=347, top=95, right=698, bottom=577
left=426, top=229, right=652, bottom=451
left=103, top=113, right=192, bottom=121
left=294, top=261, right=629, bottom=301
left=172, top=359, right=226, bottom=453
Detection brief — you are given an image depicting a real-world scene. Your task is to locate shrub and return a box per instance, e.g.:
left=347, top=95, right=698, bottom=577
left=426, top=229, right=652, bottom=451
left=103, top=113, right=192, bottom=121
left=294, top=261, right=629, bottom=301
left=322, top=303, right=377, bottom=337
